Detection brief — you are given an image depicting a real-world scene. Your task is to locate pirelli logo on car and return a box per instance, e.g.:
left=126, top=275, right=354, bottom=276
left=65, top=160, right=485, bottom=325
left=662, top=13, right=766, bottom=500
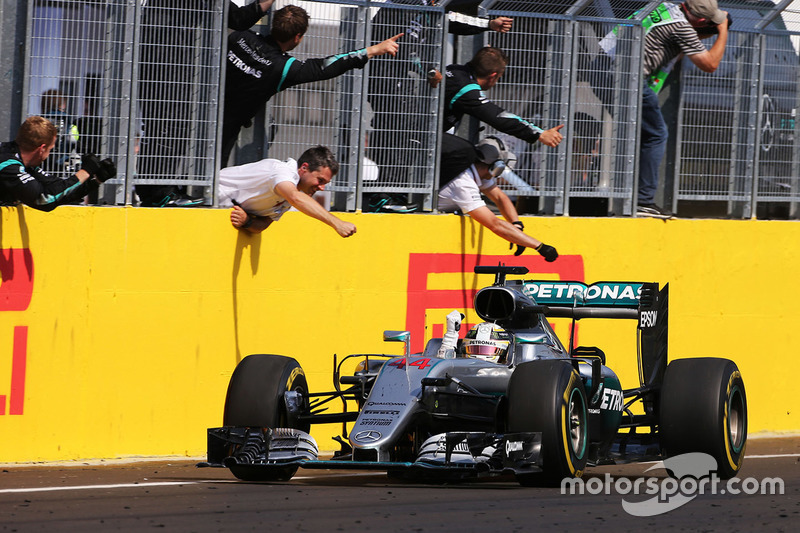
left=522, top=281, right=643, bottom=307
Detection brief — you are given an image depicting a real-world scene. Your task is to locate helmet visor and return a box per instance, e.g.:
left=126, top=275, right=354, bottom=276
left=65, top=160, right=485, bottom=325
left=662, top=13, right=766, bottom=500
left=465, top=344, right=503, bottom=357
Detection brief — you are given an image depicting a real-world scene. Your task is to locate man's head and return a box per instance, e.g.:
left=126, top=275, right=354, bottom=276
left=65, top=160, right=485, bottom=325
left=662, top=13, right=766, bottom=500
left=297, top=146, right=339, bottom=195
left=16, top=116, right=58, bottom=166
left=40, top=89, right=67, bottom=114
left=684, top=0, right=726, bottom=25
left=475, top=136, right=517, bottom=179
left=468, top=47, right=509, bottom=90
left=272, top=5, right=310, bottom=49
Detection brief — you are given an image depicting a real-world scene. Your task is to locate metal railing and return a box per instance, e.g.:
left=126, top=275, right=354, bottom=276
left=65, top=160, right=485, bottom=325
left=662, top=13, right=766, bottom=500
left=11, top=0, right=800, bottom=218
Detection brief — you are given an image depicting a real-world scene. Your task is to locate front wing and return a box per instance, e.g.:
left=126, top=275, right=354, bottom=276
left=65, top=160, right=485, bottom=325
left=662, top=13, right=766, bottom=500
left=204, top=426, right=542, bottom=481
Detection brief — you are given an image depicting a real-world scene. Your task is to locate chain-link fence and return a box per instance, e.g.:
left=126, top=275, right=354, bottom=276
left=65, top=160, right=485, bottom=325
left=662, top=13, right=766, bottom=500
left=10, top=0, right=800, bottom=218
left=24, top=0, right=227, bottom=206
left=674, top=0, right=800, bottom=218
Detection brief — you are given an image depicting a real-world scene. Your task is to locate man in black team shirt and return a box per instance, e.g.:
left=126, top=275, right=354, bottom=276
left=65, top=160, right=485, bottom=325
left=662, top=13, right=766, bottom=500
left=222, top=4, right=403, bottom=166
left=136, top=0, right=274, bottom=207
left=0, top=116, right=116, bottom=211
left=365, top=0, right=513, bottom=186
left=443, top=46, right=564, bottom=148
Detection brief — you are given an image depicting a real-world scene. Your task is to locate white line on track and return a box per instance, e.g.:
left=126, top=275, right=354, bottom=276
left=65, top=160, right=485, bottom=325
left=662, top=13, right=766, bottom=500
left=0, top=455, right=796, bottom=495
left=0, top=481, right=205, bottom=494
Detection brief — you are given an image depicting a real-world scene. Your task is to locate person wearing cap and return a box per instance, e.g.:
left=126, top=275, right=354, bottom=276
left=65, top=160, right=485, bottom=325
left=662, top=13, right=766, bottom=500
left=437, top=133, right=558, bottom=262
left=634, top=0, right=729, bottom=216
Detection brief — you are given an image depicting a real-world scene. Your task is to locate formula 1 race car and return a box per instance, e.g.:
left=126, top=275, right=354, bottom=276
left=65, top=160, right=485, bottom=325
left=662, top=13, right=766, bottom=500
left=204, top=265, right=747, bottom=485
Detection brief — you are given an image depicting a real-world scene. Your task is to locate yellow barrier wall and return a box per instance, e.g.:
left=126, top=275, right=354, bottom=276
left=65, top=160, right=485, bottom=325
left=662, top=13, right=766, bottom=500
left=0, top=205, right=797, bottom=462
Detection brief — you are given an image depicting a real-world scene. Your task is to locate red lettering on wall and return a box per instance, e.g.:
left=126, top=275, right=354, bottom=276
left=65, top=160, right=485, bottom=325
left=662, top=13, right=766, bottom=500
left=405, top=253, right=585, bottom=353
left=1, top=247, right=33, bottom=416
left=0, top=248, right=34, bottom=311
left=9, top=326, right=27, bottom=415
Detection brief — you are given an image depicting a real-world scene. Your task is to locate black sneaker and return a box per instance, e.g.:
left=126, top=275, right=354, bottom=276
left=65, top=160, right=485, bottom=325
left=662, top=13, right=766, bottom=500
left=637, top=203, right=673, bottom=218
left=165, top=193, right=205, bottom=207
left=145, top=192, right=204, bottom=207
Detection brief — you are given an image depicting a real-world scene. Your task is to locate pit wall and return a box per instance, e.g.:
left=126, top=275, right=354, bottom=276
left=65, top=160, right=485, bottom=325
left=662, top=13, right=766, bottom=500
left=0, top=205, right=796, bottom=462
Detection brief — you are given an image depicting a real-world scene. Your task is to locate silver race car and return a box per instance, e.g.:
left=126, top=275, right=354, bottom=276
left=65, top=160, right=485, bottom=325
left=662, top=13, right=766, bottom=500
left=204, top=265, right=747, bottom=485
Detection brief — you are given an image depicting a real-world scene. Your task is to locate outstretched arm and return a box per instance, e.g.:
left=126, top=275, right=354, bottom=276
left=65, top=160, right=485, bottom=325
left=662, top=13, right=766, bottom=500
left=281, top=34, right=401, bottom=91
left=488, top=17, right=513, bottom=33
left=483, top=185, right=519, bottom=224
left=275, top=181, right=356, bottom=238
left=468, top=205, right=541, bottom=249
left=467, top=205, right=558, bottom=261
left=452, top=88, right=544, bottom=143
left=366, top=33, right=402, bottom=58
left=227, top=0, right=274, bottom=31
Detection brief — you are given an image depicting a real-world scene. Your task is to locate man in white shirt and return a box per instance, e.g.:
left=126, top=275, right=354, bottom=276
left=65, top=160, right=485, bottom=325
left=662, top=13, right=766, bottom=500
left=218, top=145, right=356, bottom=237
left=438, top=133, right=558, bottom=261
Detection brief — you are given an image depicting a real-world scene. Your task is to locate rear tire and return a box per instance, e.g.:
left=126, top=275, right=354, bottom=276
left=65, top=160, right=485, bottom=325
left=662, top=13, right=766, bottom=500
left=660, top=357, right=747, bottom=479
left=507, top=360, right=588, bottom=486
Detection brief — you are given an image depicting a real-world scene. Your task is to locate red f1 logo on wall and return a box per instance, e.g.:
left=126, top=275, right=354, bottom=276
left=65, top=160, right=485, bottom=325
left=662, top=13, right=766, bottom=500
left=405, top=253, right=585, bottom=353
left=0, top=248, right=33, bottom=416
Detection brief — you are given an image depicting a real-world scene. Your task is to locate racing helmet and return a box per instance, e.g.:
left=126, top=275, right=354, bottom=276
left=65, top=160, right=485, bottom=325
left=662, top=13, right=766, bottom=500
left=462, top=322, right=511, bottom=364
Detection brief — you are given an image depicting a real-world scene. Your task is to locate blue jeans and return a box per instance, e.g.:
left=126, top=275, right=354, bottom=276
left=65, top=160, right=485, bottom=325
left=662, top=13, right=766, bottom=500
left=639, top=84, right=668, bottom=204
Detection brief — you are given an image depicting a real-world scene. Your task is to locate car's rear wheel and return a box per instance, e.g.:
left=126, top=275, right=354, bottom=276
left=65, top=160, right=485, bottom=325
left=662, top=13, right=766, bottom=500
left=222, top=354, right=310, bottom=481
left=507, top=360, right=588, bottom=486
left=659, top=357, right=747, bottom=479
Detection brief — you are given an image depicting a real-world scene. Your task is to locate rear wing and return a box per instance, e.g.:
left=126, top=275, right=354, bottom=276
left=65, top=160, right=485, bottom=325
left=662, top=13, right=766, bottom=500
left=518, top=280, right=642, bottom=319
left=473, top=267, right=668, bottom=388
left=517, top=280, right=668, bottom=388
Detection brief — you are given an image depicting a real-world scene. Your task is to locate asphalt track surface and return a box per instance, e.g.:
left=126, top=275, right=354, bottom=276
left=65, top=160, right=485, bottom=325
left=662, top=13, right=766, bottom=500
left=1, top=437, right=797, bottom=532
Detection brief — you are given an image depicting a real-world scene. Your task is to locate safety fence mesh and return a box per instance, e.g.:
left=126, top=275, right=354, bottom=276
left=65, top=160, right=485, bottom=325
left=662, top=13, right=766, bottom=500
left=16, top=0, right=800, bottom=217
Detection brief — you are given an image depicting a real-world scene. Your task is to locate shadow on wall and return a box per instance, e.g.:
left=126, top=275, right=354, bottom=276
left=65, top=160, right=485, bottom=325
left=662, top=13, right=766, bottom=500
left=231, top=229, right=262, bottom=364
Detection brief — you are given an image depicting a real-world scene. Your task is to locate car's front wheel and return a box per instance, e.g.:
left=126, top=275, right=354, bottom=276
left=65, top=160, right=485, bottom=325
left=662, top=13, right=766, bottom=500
left=507, top=360, right=588, bottom=486
left=222, top=354, right=310, bottom=481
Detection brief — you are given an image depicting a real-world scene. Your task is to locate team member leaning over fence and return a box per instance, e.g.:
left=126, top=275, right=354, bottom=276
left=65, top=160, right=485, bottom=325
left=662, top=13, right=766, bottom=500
left=219, top=145, right=356, bottom=238
left=222, top=4, right=403, bottom=166
left=0, top=116, right=116, bottom=212
left=437, top=133, right=558, bottom=262
left=437, top=46, right=564, bottom=148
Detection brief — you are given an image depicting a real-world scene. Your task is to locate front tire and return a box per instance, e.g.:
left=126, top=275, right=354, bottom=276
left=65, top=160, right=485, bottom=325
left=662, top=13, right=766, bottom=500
left=222, top=355, right=310, bottom=482
left=223, top=354, right=310, bottom=431
left=659, top=357, right=747, bottom=479
left=507, top=360, right=589, bottom=486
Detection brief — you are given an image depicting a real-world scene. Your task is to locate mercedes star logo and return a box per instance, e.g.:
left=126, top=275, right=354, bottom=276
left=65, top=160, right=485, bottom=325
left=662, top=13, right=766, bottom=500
left=353, top=430, right=382, bottom=443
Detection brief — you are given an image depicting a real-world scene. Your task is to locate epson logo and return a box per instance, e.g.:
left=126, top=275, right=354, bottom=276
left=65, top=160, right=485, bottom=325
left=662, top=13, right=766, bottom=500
left=506, top=440, right=524, bottom=454
left=640, top=310, right=658, bottom=328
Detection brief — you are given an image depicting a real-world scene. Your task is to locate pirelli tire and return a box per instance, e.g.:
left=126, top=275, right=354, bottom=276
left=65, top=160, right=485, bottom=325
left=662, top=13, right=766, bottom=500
left=223, top=354, right=310, bottom=431
left=222, top=355, right=310, bottom=482
left=659, top=357, right=747, bottom=479
left=507, top=360, right=589, bottom=486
